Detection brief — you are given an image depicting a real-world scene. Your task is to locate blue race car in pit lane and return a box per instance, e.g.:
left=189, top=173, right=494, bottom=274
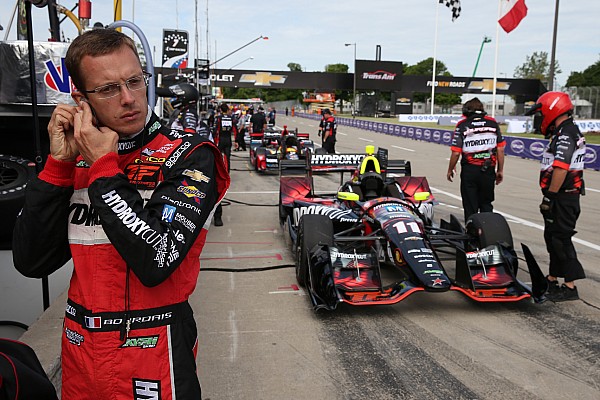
left=278, top=145, right=547, bottom=311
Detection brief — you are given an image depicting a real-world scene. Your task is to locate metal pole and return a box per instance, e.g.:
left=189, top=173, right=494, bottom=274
left=430, top=0, right=440, bottom=115
left=25, top=0, right=50, bottom=311
left=548, top=0, right=560, bottom=91
left=472, top=36, right=491, bottom=77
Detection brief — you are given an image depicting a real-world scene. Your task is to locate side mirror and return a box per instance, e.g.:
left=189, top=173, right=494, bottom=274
left=413, top=191, right=431, bottom=202
left=337, top=192, right=360, bottom=202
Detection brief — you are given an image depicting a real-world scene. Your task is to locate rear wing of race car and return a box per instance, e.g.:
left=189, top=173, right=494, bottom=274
left=280, top=147, right=411, bottom=176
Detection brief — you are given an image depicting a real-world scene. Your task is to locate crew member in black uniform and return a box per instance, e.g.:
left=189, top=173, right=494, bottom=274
left=447, top=97, right=505, bottom=221
left=527, top=91, right=587, bottom=302
left=213, top=103, right=237, bottom=226
left=250, top=106, right=267, bottom=135
left=321, top=108, right=337, bottom=154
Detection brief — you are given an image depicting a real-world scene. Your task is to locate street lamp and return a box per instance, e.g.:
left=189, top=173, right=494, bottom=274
left=227, top=56, right=254, bottom=71
left=472, top=36, right=491, bottom=77
left=345, top=42, right=357, bottom=118
left=210, top=35, right=268, bottom=67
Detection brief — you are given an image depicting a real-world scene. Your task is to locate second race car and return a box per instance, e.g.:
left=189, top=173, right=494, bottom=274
left=250, top=126, right=315, bottom=172
left=279, top=145, right=547, bottom=311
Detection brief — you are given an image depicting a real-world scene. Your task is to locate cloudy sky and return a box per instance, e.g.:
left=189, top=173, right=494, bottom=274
left=3, top=0, right=599, bottom=87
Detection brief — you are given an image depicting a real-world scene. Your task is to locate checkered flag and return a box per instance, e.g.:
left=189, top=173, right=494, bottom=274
left=439, top=0, right=461, bottom=21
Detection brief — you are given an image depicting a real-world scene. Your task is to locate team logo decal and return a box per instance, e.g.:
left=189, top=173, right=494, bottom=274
left=133, top=378, right=161, bottom=400
left=121, top=335, right=159, bottom=349
left=182, top=169, right=211, bottom=183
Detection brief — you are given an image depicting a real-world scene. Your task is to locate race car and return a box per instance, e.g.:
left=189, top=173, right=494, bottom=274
left=250, top=127, right=315, bottom=172
left=279, top=145, right=547, bottom=311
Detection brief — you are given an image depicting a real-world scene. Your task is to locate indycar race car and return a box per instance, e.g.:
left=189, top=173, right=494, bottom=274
left=279, top=145, right=547, bottom=311
left=250, top=127, right=315, bottom=172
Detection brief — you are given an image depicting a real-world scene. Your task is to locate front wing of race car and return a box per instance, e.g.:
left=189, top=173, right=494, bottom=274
left=304, top=240, right=547, bottom=311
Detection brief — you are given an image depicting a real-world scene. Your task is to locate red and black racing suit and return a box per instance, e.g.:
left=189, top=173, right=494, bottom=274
left=13, top=111, right=229, bottom=400
left=322, top=116, right=337, bottom=154
left=450, top=113, right=505, bottom=220
left=539, top=118, right=586, bottom=282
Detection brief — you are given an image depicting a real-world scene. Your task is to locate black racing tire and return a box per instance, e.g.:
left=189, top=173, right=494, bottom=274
left=314, top=147, right=327, bottom=155
left=295, top=214, right=333, bottom=287
left=466, top=212, right=513, bottom=249
left=0, top=154, right=35, bottom=249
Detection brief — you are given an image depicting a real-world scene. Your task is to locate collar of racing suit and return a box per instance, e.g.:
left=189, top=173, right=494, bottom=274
left=117, top=106, right=161, bottom=154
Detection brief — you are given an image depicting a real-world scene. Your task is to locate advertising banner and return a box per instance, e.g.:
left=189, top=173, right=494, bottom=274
left=0, top=41, right=74, bottom=105
left=355, top=60, right=403, bottom=91
left=162, top=30, right=189, bottom=69
left=296, top=113, right=600, bottom=170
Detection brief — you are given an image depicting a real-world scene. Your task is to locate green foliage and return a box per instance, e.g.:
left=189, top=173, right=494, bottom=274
left=324, top=63, right=349, bottom=73
left=403, top=58, right=460, bottom=108
left=566, top=57, right=600, bottom=87
left=287, top=62, right=303, bottom=72
left=513, top=51, right=561, bottom=86
left=403, top=58, right=451, bottom=76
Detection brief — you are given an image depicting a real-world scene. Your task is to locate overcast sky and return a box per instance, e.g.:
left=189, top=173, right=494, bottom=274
left=2, top=0, right=599, bottom=87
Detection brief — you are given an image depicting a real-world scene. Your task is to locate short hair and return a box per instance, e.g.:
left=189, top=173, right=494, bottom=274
left=66, top=29, right=140, bottom=92
left=220, top=103, right=229, bottom=113
left=462, top=97, right=484, bottom=115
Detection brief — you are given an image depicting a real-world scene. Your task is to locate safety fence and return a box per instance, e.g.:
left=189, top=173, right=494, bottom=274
left=297, top=113, right=600, bottom=171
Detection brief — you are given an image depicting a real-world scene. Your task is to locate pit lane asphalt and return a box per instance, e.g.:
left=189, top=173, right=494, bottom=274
left=195, top=115, right=600, bottom=400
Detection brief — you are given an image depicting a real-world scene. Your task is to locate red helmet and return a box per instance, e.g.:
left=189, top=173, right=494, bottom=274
left=527, top=91, right=573, bottom=137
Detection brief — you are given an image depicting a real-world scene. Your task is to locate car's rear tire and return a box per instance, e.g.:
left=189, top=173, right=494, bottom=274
left=255, top=147, right=266, bottom=171
left=0, top=154, right=35, bottom=249
left=296, top=215, right=333, bottom=287
left=466, top=212, right=513, bottom=249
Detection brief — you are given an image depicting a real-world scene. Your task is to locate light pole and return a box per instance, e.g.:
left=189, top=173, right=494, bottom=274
left=210, top=35, right=268, bottom=67
left=227, top=56, right=254, bottom=71
left=500, top=72, right=507, bottom=115
left=472, top=36, right=491, bottom=77
left=345, top=42, right=357, bottom=118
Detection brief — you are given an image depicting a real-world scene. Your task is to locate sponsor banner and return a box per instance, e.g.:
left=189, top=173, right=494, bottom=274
left=162, top=29, right=189, bottom=69
left=296, top=113, right=600, bottom=170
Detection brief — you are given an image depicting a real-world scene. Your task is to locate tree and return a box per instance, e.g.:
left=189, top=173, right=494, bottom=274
left=324, top=63, right=349, bottom=73
left=403, top=58, right=461, bottom=108
left=514, top=51, right=561, bottom=87
left=566, top=57, right=600, bottom=87
left=287, top=62, right=303, bottom=72
left=404, top=57, right=451, bottom=76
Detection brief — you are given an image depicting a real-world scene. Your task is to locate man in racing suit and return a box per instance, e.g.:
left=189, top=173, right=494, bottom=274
left=12, top=29, right=229, bottom=399
left=321, top=109, right=337, bottom=154
left=213, top=103, right=237, bottom=226
left=447, top=97, right=505, bottom=221
left=527, top=91, right=586, bottom=302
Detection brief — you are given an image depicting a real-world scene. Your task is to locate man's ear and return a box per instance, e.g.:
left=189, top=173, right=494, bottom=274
left=71, top=90, right=85, bottom=106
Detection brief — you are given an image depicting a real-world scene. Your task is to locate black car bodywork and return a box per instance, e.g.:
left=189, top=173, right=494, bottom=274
left=279, top=148, right=547, bottom=311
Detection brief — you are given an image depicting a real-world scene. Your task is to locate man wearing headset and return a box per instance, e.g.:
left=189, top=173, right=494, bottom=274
left=447, top=97, right=505, bottom=221
left=526, top=91, right=586, bottom=302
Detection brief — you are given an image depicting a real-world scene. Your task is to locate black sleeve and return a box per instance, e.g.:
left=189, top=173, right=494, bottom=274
left=12, top=178, right=73, bottom=278
left=88, top=142, right=219, bottom=287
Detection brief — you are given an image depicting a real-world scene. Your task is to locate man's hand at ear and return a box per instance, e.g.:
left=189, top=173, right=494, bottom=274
left=74, top=101, right=119, bottom=165
left=48, top=104, right=80, bottom=162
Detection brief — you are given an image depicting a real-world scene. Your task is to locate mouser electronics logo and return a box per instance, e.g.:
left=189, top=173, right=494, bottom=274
left=362, top=70, right=396, bottom=80
left=468, top=79, right=512, bottom=92
left=311, top=154, right=364, bottom=165
left=240, top=72, right=287, bottom=86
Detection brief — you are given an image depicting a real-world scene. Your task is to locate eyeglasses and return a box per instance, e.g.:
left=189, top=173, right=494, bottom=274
left=82, top=71, right=152, bottom=99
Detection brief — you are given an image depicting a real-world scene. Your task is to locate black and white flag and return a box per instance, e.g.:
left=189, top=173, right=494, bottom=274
left=439, top=0, right=461, bottom=21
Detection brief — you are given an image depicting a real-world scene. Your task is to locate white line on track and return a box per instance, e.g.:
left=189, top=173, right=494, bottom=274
left=391, top=145, right=415, bottom=152
left=431, top=186, right=600, bottom=252
left=338, top=132, right=348, bottom=136
left=359, top=137, right=374, bottom=142
left=586, top=187, right=600, bottom=193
